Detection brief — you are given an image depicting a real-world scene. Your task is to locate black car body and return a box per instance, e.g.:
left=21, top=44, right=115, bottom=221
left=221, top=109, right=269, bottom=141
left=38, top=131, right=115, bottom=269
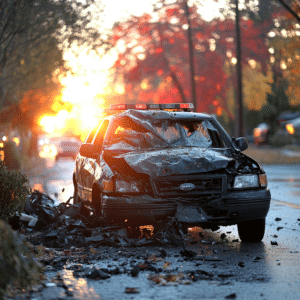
left=73, top=104, right=271, bottom=242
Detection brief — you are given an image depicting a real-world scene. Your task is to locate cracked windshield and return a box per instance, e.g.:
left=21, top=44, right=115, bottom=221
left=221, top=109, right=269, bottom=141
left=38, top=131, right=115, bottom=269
left=1, top=0, right=300, bottom=300
left=107, top=118, right=222, bottom=152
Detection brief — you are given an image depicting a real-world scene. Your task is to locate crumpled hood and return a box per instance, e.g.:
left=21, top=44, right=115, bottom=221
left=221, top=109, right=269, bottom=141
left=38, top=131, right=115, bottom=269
left=116, top=148, right=233, bottom=177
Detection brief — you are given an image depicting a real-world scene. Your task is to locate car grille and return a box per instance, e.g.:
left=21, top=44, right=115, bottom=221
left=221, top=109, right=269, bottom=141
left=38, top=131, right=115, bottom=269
left=151, top=174, right=227, bottom=198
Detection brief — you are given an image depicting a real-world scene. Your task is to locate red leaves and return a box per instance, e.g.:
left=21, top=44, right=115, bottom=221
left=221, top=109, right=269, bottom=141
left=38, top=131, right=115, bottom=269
left=109, top=2, right=274, bottom=113
left=166, top=8, right=178, bottom=17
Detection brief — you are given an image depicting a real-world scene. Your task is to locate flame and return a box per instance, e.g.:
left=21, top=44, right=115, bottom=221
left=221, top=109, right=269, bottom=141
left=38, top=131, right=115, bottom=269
left=39, top=72, right=108, bottom=139
left=39, top=110, right=69, bottom=135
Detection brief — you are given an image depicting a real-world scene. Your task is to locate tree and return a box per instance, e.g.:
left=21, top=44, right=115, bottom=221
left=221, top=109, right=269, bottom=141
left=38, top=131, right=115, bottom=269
left=0, top=0, right=108, bottom=109
left=267, top=1, right=300, bottom=106
left=109, top=0, right=272, bottom=117
left=0, top=0, right=109, bottom=156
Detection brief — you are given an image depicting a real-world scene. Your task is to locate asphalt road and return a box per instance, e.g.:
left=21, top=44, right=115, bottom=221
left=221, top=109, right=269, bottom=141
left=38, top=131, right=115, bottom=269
left=24, top=158, right=300, bottom=300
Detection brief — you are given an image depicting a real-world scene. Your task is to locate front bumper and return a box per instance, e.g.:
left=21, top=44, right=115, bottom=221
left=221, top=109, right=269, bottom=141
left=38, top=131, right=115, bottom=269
left=102, top=194, right=177, bottom=226
left=102, top=188, right=271, bottom=226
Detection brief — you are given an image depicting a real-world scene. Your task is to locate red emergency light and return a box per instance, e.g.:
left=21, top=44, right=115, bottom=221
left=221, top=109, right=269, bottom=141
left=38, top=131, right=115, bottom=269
left=108, top=103, right=194, bottom=111
left=135, top=104, right=147, bottom=110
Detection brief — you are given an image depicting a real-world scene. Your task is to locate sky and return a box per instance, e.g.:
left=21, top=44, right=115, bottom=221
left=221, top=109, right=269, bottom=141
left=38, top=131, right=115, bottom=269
left=101, top=0, right=157, bottom=28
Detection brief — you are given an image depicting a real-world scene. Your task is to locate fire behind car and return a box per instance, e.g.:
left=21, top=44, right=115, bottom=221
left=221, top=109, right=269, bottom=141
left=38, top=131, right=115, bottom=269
left=73, top=103, right=271, bottom=242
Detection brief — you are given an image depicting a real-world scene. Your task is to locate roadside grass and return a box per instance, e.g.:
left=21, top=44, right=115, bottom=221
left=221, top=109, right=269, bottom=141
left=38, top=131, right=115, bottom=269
left=244, top=144, right=300, bottom=165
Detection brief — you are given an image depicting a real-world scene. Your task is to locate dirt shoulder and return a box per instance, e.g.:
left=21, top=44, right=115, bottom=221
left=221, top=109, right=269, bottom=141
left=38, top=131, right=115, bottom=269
left=244, top=144, right=300, bottom=165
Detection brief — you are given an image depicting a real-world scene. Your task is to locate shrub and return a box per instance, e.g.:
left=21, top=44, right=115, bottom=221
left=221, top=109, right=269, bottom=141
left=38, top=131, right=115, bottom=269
left=0, top=220, right=43, bottom=298
left=0, top=161, right=30, bottom=222
left=3, top=140, right=21, bottom=170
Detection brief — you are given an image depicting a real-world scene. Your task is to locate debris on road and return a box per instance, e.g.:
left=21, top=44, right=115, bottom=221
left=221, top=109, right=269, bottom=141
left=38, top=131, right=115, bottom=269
left=21, top=191, right=187, bottom=249
left=225, top=293, right=237, bottom=299
left=125, top=287, right=140, bottom=294
left=86, top=268, right=110, bottom=280
left=148, top=273, right=191, bottom=286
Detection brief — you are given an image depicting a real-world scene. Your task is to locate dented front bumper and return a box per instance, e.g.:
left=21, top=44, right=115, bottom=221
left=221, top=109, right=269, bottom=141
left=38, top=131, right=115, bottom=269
left=176, top=188, right=271, bottom=226
left=102, top=188, right=271, bottom=227
left=102, top=194, right=177, bottom=226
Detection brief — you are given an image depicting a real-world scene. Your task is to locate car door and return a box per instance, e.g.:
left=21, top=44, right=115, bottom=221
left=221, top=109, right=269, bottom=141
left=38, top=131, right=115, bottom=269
left=79, top=119, right=110, bottom=202
left=76, top=124, right=99, bottom=201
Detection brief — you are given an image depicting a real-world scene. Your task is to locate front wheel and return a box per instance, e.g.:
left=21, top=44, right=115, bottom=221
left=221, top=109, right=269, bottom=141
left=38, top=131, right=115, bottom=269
left=92, top=186, right=102, bottom=215
left=237, top=218, right=266, bottom=242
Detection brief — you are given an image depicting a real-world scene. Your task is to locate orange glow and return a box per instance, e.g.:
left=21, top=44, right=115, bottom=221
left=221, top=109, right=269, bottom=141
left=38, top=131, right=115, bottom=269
left=12, top=137, right=20, bottom=146
left=253, top=128, right=261, bottom=137
left=38, top=72, right=107, bottom=139
left=39, top=110, right=68, bottom=134
left=286, top=123, right=294, bottom=135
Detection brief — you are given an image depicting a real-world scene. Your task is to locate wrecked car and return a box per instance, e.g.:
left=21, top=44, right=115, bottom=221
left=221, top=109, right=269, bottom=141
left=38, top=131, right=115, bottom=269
left=73, top=103, right=271, bottom=242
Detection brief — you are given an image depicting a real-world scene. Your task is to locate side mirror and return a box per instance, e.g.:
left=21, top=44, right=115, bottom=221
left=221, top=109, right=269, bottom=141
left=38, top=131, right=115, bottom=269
left=79, top=144, right=99, bottom=159
left=234, top=137, right=248, bottom=151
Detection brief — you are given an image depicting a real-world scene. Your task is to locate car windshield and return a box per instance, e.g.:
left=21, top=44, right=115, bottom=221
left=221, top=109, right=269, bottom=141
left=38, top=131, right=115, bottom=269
left=105, top=118, right=225, bottom=153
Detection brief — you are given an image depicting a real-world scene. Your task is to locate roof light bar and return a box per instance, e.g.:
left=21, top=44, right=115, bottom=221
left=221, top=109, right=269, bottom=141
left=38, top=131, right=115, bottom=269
left=148, top=104, right=160, bottom=109
left=108, top=103, right=194, bottom=111
left=135, top=104, right=147, bottom=110
left=159, top=103, right=194, bottom=110
left=110, top=104, right=127, bottom=110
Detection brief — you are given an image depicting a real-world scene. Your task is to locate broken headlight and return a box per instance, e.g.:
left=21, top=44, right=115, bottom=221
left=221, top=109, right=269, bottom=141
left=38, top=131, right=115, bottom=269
left=233, top=175, right=259, bottom=189
left=115, top=180, right=142, bottom=193
left=102, top=179, right=143, bottom=193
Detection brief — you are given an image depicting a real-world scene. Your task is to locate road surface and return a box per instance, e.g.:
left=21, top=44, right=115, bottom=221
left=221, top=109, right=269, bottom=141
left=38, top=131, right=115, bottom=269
left=25, top=158, right=300, bottom=300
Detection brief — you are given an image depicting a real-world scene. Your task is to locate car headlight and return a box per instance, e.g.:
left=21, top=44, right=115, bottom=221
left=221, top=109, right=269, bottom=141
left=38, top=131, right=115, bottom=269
left=115, top=180, right=142, bottom=193
left=102, top=179, right=143, bottom=193
left=233, top=175, right=259, bottom=189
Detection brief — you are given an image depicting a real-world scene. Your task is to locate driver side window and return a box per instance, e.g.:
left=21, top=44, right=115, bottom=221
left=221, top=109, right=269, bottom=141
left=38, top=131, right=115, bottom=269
left=93, top=120, right=109, bottom=151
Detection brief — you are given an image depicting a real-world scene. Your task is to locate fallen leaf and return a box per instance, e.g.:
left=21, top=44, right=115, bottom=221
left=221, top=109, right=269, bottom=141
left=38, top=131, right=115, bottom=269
left=163, top=262, right=171, bottom=269
left=90, top=248, right=97, bottom=254
left=138, top=263, right=147, bottom=270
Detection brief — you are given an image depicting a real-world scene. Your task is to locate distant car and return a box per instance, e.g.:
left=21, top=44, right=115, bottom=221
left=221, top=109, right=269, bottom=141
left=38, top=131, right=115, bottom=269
left=253, top=123, right=270, bottom=145
left=73, top=103, right=271, bottom=242
left=56, top=138, right=81, bottom=161
left=280, top=116, right=300, bottom=138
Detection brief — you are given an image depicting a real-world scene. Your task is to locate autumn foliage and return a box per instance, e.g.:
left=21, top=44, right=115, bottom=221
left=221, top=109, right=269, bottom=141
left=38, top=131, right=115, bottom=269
left=109, top=2, right=273, bottom=118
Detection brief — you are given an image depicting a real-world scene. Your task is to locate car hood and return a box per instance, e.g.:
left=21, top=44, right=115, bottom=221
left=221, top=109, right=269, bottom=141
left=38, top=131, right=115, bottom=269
left=111, top=148, right=233, bottom=177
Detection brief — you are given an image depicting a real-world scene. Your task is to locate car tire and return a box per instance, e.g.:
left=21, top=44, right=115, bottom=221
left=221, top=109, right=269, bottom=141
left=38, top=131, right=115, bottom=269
left=92, top=186, right=102, bottom=215
left=237, top=218, right=265, bottom=242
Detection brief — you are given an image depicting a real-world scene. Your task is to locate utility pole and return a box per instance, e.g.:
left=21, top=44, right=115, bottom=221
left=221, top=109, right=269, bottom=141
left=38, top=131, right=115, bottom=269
left=235, top=0, right=244, bottom=137
left=184, top=0, right=197, bottom=111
